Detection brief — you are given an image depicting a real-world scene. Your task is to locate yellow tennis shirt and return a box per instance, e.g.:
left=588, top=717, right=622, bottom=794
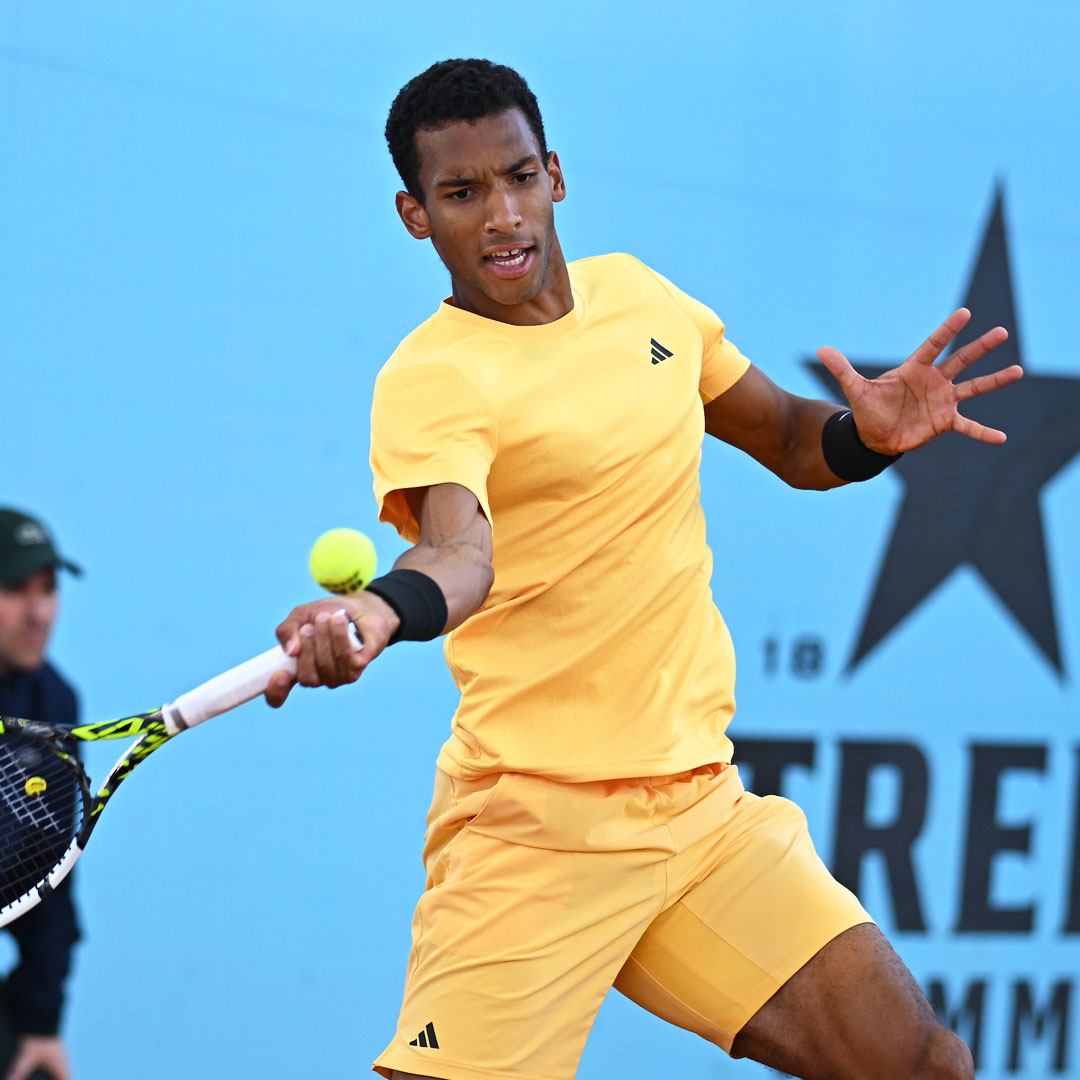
left=370, top=253, right=750, bottom=782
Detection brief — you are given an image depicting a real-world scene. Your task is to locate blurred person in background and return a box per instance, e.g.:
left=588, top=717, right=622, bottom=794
left=0, top=509, right=82, bottom=1080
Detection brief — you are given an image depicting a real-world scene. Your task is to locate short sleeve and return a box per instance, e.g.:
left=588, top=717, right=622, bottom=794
left=370, top=362, right=498, bottom=543
left=641, top=264, right=751, bottom=404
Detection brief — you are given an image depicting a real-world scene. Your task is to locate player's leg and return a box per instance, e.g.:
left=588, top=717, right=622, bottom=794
left=728, top=922, right=971, bottom=1078
left=615, top=786, right=971, bottom=1079
left=374, top=770, right=672, bottom=1080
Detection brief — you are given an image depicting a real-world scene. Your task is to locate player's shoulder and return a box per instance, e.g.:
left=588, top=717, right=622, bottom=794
left=569, top=252, right=684, bottom=307
left=373, top=310, right=492, bottom=418
left=570, top=251, right=655, bottom=284
left=382, top=309, right=448, bottom=369
left=380, top=304, right=490, bottom=378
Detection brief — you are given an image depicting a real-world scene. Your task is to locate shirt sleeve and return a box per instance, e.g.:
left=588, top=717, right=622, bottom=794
left=638, top=263, right=751, bottom=404
left=371, top=362, right=498, bottom=543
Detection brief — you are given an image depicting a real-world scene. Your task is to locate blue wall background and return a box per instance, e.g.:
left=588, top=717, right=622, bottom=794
left=2, top=1, right=1078, bottom=1076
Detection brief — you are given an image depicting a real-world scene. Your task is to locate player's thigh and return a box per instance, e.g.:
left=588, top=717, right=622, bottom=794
left=376, top=771, right=669, bottom=1080
left=615, top=792, right=870, bottom=1053
left=615, top=788, right=970, bottom=1079
left=732, top=923, right=973, bottom=1080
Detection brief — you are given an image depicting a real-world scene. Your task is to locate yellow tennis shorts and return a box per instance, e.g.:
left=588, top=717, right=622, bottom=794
left=374, top=763, right=871, bottom=1080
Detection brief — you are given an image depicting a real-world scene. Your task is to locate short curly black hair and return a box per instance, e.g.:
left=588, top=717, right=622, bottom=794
left=385, top=59, right=548, bottom=202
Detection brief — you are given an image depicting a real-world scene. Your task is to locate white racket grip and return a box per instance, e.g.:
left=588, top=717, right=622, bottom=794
left=162, top=618, right=361, bottom=734
left=162, top=645, right=295, bottom=733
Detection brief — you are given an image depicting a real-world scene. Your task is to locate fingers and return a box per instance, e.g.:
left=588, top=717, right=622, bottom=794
left=937, top=324, right=1009, bottom=381
left=294, top=609, right=365, bottom=690
left=268, top=595, right=393, bottom=708
left=264, top=668, right=296, bottom=709
left=954, top=363, right=1024, bottom=401
left=816, top=345, right=863, bottom=399
left=294, top=621, right=321, bottom=688
left=275, top=598, right=349, bottom=668
left=331, top=610, right=364, bottom=667
left=275, top=610, right=304, bottom=651
left=910, top=308, right=971, bottom=366
left=312, top=612, right=337, bottom=679
left=945, top=340, right=1021, bottom=446
left=952, top=413, right=1008, bottom=444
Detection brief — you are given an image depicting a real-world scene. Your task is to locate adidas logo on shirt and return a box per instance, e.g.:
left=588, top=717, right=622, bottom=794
left=650, top=338, right=673, bottom=365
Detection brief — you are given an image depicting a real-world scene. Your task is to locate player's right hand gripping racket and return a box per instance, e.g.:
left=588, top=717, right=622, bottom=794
left=0, top=624, right=360, bottom=928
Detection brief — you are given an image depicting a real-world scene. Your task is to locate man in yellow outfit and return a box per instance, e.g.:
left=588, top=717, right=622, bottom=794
left=267, top=59, right=1021, bottom=1080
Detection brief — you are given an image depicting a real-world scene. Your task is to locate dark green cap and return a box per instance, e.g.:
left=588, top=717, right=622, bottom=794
left=0, top=508, right=83, bottom=586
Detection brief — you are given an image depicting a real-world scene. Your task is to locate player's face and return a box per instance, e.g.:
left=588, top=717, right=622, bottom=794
left=0, top=569, right=59, bottom=674
left=396, top=109, right=570, bottom=325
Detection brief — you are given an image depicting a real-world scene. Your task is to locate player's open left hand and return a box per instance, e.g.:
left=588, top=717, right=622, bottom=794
left=816, top=307, right=1023, bottom=455
left=266, top=593, right=400, bottom=708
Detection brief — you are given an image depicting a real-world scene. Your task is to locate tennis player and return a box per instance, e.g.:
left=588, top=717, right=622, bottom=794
left=268, top=60, right=1021, bottom=1080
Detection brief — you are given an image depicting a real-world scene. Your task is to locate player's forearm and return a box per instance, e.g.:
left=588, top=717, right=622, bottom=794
left=384, top=482, right=495, bottom=635
left=392, top=540, right=494, bottom=633
left=771, top=395, right=853, bottom=490
left=717, top=390, right=850, bottom=490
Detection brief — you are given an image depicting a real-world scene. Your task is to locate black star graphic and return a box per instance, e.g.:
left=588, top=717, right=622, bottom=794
left=808, top=187, right=1080, bottom=677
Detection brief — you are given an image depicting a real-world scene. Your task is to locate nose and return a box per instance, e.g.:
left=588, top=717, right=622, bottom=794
left=485, top=188, right=523, bottom=234
left=26, top=591, right=55, bottom=628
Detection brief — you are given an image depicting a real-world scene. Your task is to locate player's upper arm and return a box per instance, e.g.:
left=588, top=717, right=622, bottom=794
left=371, top=362, right=498, bottom=544
left=703, top=364, right=795, bottom=458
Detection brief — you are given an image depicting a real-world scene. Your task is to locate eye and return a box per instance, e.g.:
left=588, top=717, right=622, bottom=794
left=514, top=172, right=536, bottom=184
left=445, top=188, right=473, bottom=201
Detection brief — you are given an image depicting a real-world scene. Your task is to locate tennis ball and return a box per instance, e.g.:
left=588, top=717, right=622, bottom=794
left=308, top=528, right=377, bottom=594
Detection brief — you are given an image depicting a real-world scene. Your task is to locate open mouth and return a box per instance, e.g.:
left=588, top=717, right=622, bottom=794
left=483, top=246, right=535, bottom=278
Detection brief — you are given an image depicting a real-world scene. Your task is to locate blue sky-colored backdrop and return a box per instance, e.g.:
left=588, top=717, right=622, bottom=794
left=2, top=2, right=1078, bottom=1077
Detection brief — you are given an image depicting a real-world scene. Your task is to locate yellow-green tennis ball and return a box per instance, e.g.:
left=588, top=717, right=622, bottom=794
left=308, top=528, right=377, bottom=594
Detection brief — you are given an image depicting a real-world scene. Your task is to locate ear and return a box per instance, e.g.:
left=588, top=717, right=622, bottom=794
left=396, top=190, right=432, bottom=240
left=547, top=151, right=566, bottom=204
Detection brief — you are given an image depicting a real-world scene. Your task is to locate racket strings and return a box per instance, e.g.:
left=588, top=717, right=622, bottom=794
left=0, top=738, right=86, bottom=910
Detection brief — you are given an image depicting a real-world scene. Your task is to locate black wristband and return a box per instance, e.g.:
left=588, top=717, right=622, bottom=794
left=821, top=409, right=903, bottom=482
left=364, top=569, right=448, bottom=644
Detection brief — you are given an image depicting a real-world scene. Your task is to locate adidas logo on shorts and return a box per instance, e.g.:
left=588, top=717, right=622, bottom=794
left=409, top=1021, right=439, bottom=1049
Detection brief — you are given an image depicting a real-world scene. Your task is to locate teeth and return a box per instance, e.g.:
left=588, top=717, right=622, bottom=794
left=485, top=247, right=528, bottom=270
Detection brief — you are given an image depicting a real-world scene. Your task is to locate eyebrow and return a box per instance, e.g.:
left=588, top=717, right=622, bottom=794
left=435, top=154, right=540, bottom=189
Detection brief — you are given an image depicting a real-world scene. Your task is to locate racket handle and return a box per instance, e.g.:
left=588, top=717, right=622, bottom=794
left=162, top=619, right=361, bottom=734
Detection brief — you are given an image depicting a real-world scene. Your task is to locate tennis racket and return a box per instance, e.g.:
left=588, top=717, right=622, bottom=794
left=0, top=623, right=360, bottom=928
